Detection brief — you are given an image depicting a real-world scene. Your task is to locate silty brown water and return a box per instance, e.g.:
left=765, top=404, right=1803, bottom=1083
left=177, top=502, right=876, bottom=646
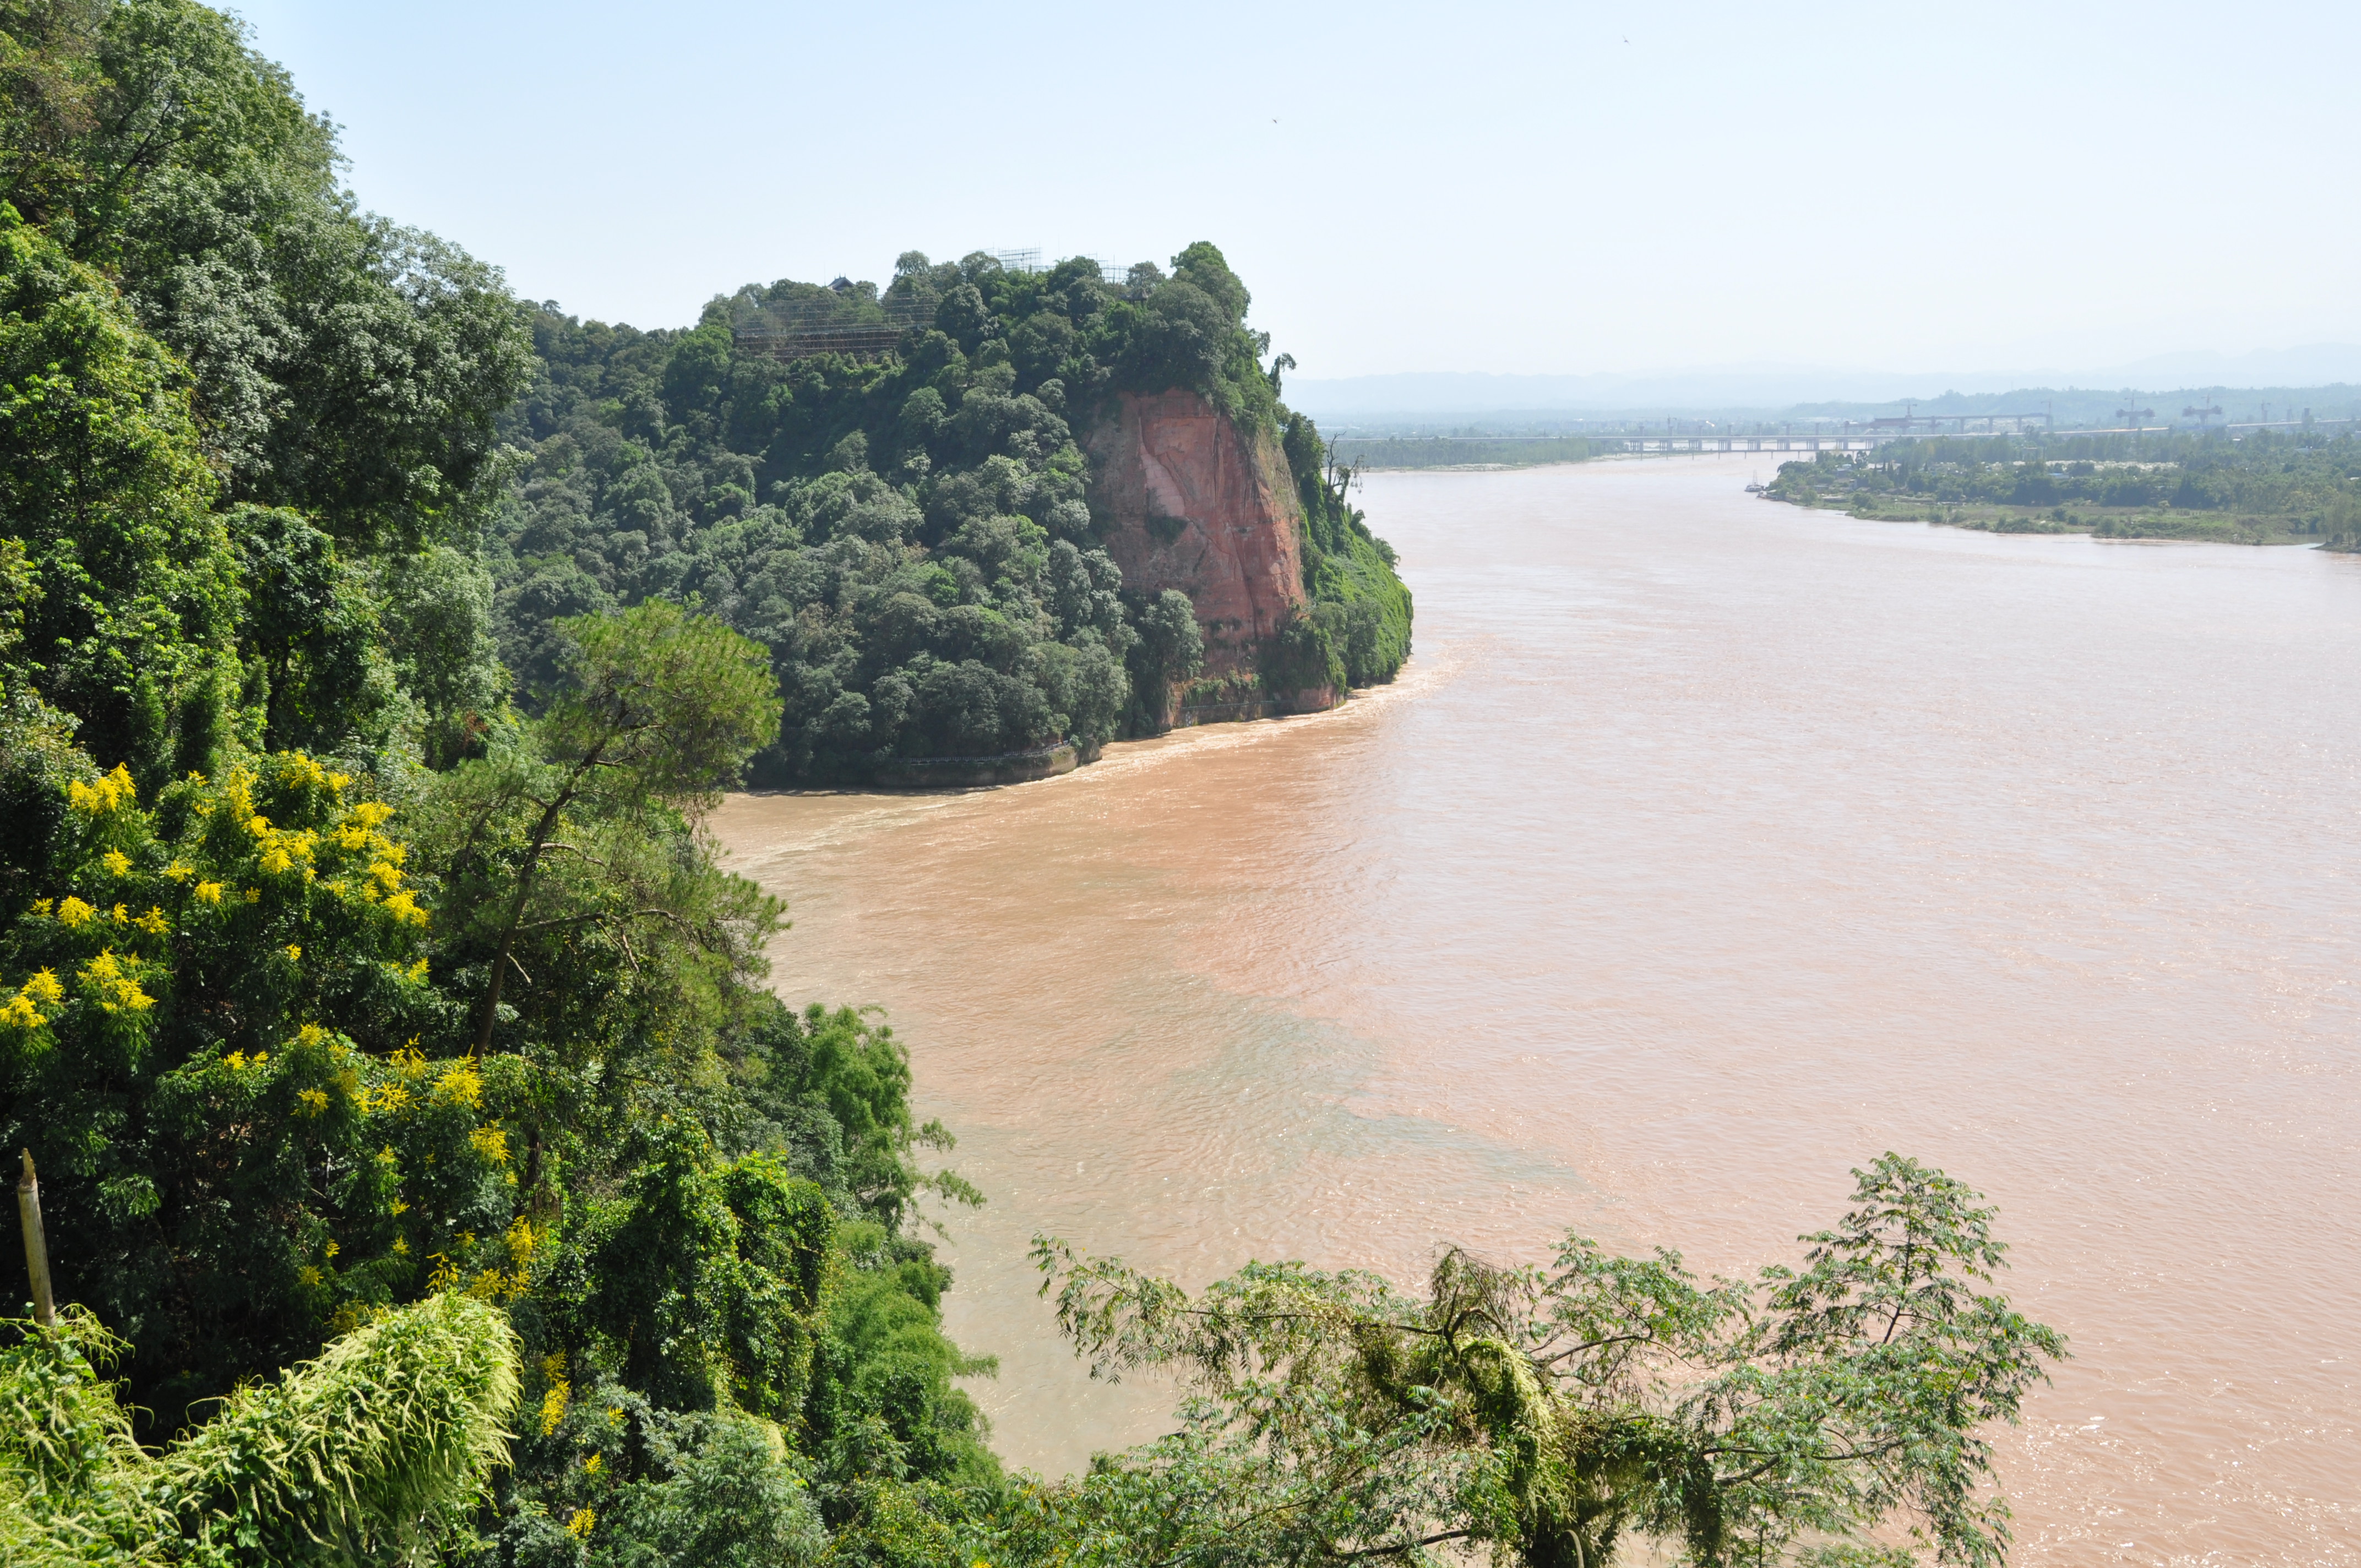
left=711, top=454, right=2361, bottom=1565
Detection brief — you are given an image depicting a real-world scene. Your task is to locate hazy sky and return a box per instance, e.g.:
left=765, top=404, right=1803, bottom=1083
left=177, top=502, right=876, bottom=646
left=230, top=0, right=2357, bottom=382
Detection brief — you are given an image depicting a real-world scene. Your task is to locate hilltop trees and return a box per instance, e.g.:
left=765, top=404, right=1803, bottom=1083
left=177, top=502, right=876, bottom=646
left=489, top=242, right=1412, bottom=782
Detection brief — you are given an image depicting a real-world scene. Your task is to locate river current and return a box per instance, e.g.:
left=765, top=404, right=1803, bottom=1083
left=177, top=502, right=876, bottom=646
left=711, top=454, right=2360, bottom=1565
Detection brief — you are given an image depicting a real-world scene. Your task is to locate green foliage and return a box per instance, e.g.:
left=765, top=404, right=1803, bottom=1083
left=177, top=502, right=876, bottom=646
left=0, top=1293, right=519, bottom=1568
left=1772, top=428, right=2361, bottom=546
left=491, top=242, right=1409, bottom=776
left=1122, top=587, right=1202, bottom=729
left=1018, top=1154, right=2065, bottom=1567
left=3, top=0, right=532, bottom=540
left=425, top=599, right=781, bottom=1056
left=1280, top=412, right=1411, bottom=689
left=543, top=1121, right=831, bottom=1422
left=0, top=755, right=526, bottom=1431
left=0, top=202, right=238, bottom=783
left=2, top=9, right=1007, bottom=1567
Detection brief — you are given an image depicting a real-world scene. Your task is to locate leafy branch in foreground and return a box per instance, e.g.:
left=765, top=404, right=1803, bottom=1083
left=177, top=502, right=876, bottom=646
left=1015, top=1154, right=2065, bottom=1568
left=0, top=1292, right=518, bottom=1567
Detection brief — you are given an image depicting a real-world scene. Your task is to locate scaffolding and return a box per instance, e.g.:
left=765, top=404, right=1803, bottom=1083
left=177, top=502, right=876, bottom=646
left=732, top=293, right=932, bottom=363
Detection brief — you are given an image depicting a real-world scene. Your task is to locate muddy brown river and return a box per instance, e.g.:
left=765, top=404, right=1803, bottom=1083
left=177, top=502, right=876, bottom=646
left=711, top=454, right=2360, bottom=1565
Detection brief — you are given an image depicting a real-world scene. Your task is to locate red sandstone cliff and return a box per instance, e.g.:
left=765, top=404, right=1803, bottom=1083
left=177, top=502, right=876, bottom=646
left=1084, top=389, right=1335, bottom=720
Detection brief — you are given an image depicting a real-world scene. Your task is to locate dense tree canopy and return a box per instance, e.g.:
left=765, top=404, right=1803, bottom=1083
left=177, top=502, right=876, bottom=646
left=491, top=244, right=1409, bottom=783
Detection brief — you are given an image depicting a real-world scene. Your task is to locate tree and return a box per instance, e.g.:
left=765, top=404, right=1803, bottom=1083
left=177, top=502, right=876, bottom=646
left=432, top=600, right=781, bottom=1055
left=0, top=202, right=240, bottom=783
left=0, top=754, right=519, bottom=1430
left=4, top=0, right=534, bottom=538
left=1125, top=588, right=1203, bottom=729
left=1017, top=1155, right=2065, bottom=1568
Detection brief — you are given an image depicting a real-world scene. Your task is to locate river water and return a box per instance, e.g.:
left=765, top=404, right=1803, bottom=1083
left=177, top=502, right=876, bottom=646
left=711, top=455, right=2360, bottom=1565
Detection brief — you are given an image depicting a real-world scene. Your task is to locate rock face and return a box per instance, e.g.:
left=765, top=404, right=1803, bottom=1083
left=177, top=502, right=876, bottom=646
left=1084, top=389, right=1336, bottom=720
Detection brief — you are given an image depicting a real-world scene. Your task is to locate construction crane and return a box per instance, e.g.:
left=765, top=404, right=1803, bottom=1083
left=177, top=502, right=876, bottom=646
left=2182, top=402, right=2223, bottom=426
left=2115, top=405, right=2156, bottom=426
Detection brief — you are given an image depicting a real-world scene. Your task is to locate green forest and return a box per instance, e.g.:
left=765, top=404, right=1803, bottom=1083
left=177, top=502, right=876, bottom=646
left=0, top=4, right=2060, bottom=1565
left=495, top=248, right=1409, bottom=783
left=1767, top=429, right=2361, bottom=546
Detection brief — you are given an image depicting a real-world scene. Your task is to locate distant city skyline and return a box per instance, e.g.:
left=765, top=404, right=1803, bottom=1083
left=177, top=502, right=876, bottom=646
left=230, top=0, right=2359, bottom=382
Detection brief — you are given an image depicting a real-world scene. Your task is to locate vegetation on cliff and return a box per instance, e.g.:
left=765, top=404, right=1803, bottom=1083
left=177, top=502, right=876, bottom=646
left=1768, top=428, right=2361, bottom=546
left=1, top=4, right=989, bottom=1563
left=1, top=6, right=2058, bottom=1565
left=492, top=243, right=1410, bottom=782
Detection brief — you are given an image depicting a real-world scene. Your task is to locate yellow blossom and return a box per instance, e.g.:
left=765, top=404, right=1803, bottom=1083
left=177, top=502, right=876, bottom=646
left=194, top=881, right=224, bottom=905
left=79, top=950, right=155, bottom=1015
left=470, top=1125, right=509, bottom=1165
left=101, top=849, right=133, bottom=877
left=406, top=957, right=429, bottom=983
left=247, top=815, right=271, bottom=837
left=391, top=1235, right=409, bottom=1255
left=434, top=1059, right=483, bottom=1109
left=284, top=945, right=302, bottom=963
left=504, top=1216, right=538, bottom=1265
left=0, top=994, right=44, bottom=1029
left=583, top=1452, right=602, bottom=1475
left=297, top=1087, right=329, bottom=1115
left=223, top=1052, right=246, bottom=1071
left=67, top=766, right=135, bottom=815
left=297, top=1265, right=323, bottom=1288
left=242, top=889, right=259, bottom=903
left=110, top=903, right=128, bottom=924
left=56, top=897, right=94, bottom=928
left=23, top=971, right=62, bottom=1007
left=30, top=899, right=50, bottom=917
left=135, top=907, right=169, bottom=935
left=346, top=801, right=395, bottom=830
left=163, top=859, right=193, bottom=881
left=565, top=1509, right=595, bottom=1541
left=390, top=1197, right=410, bottom=1216
left=538, top=1381, right=572, bottom=1435
left=380, top=890, right=427, bottom=927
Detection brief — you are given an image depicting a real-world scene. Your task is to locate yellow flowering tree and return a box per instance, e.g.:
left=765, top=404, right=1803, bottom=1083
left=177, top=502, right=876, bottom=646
left=0, top=754, right=526, bottom=1434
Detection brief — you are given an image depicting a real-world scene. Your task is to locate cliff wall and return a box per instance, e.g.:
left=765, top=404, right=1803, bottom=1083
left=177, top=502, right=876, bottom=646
left=1083, top=389, right=1337, bottom=718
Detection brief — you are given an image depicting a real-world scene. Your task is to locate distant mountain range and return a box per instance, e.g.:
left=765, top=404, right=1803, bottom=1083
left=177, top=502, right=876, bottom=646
left=1289, top=345, right=2361, bottom=421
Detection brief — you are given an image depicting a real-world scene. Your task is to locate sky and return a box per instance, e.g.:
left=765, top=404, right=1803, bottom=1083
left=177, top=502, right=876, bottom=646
left=229, top=0, right=2359, bottom=385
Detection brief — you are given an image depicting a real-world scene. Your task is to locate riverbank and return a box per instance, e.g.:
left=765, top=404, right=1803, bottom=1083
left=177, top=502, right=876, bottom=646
left=1805, top=492, right=2324, bottom=545
left=1764, top=429, right=2359, bottom=546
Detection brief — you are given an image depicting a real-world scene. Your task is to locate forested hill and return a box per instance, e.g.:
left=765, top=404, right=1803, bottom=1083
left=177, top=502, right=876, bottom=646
left=489, top=248, right=1411, bottom=784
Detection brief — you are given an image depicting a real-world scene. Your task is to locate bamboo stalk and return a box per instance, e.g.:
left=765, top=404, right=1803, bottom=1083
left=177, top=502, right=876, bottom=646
left=18, top=1148, right=55, bottom=1328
